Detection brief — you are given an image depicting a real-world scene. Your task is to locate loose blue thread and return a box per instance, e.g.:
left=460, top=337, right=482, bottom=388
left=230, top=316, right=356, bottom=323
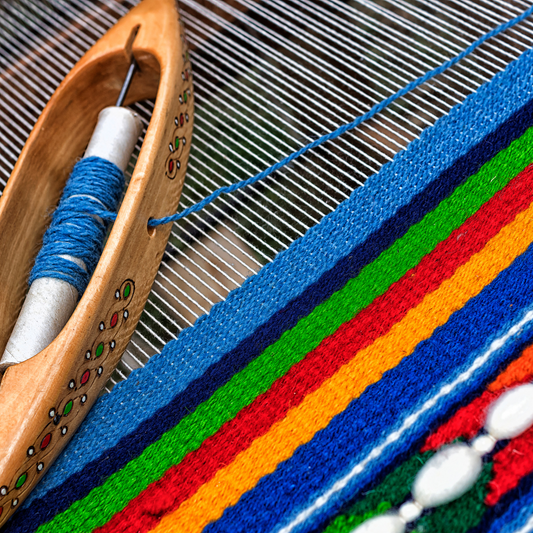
left=46, top=4, right=533, bottom=240
left=140, top=5, right=533, bottom=227
left=27, top=5, right=533, bottom=297
left=29, top=156, right=124, bottom=295
left=88, top=5, right=533, bottom=228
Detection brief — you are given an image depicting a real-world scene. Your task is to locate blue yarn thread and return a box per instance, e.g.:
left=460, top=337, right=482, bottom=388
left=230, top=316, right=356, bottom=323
left=85, top=4, right=533, bottom=228
left=29, top=156, right=124, bottom=295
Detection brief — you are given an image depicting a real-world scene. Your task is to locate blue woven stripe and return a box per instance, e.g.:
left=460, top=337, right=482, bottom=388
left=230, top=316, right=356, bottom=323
left=205, top=243, right=533, bottom=533
left=10, top=90, right=533, bottom=533
left=475, top=471, right=533, bottom=533
left=16, top=46, right=533, bottom=523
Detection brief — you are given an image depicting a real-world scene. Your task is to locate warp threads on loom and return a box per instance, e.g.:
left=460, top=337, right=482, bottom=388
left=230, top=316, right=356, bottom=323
left=13, top=17, right=533, bottom=533
left=28, top=156, right=124, bottom=296
left=81, top=3, right=533, bottom=228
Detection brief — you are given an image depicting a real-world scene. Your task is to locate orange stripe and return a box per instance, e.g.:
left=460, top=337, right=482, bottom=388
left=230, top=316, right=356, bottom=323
left=489, top=344, right=533, bottom=391
left=152, top=204, right=533, bottom=533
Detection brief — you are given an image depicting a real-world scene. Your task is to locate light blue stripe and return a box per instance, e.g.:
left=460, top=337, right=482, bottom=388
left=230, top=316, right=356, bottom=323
left=25, top=45, right=533, bottom=505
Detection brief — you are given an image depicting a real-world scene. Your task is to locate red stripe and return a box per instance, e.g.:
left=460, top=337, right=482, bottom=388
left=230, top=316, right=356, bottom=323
left=97, top=165, right=533, bottom=533
left=421, top=389, right=501, bottom=452
left=486, top=425, right=533, bottom=505
left=421, top=375, right=533, bottom=453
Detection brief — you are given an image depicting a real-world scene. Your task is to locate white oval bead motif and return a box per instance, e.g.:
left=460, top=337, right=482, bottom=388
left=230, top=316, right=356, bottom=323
left=398, top=500, right=422, bottom=523
left=485, top=383, right=533, bottom=440
left=412, top=443, right=482, bottom=508
left=471, top=434, right=496, bottom=456
left=352, top=514, right=405, bottom=533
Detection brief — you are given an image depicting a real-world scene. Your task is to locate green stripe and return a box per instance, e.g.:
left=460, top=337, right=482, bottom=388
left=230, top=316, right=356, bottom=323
left=42, top=128, right=533, bottom=533
left=322, top=502, right=392, bottom=533
left=322, top=450, right=492, bottom=533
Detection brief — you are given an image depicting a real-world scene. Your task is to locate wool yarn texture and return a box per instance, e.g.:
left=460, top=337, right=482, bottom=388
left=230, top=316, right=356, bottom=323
left=8, top=33, right=533, bottom=533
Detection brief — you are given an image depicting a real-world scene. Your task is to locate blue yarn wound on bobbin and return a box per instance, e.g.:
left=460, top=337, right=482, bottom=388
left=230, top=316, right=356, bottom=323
left=28, top=156, right=125, bottom=296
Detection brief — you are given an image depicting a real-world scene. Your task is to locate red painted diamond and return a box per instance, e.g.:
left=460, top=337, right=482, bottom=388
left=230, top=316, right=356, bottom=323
left=169, top=160, right=174, bottom=173
left=41, top=433, right=51, bottom=450
left=110, top=313, right=118, bottom=328
left=180, top=113, right=184, bottom=127
left=81, top=370, right=90, bottom=385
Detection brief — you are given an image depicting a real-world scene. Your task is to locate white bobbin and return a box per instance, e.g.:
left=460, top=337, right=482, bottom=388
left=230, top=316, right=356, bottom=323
left=0, top=107, right=142, bottom=367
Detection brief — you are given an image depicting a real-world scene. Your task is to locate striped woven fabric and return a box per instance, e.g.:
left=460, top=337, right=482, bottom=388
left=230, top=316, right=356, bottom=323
left=8, top=38, right=533, bottom=533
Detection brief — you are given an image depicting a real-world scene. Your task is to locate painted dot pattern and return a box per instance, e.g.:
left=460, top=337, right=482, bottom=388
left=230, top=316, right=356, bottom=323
left=4, top=279, right=135, bottom=519
left=41, top=434, right=51, bottom=450
left=63, top=401, right=73, bottom=417
left=15, top=474, right=26, bottom=490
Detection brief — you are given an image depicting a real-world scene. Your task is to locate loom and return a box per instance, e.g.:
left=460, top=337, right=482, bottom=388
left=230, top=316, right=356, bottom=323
left=2, top=0, right=533, bottom=532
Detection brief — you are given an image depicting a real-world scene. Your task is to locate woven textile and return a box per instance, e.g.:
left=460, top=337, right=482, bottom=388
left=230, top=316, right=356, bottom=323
left=8, top=40, right=533, bottom=533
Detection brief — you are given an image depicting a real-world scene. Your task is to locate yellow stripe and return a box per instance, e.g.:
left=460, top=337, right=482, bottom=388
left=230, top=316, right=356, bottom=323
left=152, top=205, right=533, bottom=533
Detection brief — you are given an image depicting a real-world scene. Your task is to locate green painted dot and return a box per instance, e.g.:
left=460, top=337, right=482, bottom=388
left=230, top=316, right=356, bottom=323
left=96, top=343, right=104, bottom=358
left=175, top=137, right=180, bottom=150
left=124, top=284, right=131, bottom=299
left=63, top=400, right=73, bottom=416
left=183, top=91, right=188, bottom=103
left=15, top=473, right=27, bottom=489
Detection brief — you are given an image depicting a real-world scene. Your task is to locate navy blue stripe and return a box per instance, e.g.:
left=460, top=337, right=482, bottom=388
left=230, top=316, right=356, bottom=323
left=8, top=97, right=533, bottom=533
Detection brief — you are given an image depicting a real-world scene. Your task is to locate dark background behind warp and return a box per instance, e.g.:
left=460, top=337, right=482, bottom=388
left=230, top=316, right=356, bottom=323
left=0, top=0, right=530, bottom=390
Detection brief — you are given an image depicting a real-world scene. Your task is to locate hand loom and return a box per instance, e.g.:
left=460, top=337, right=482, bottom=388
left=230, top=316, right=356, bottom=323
left=3, top=1, right=533, bottom=533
